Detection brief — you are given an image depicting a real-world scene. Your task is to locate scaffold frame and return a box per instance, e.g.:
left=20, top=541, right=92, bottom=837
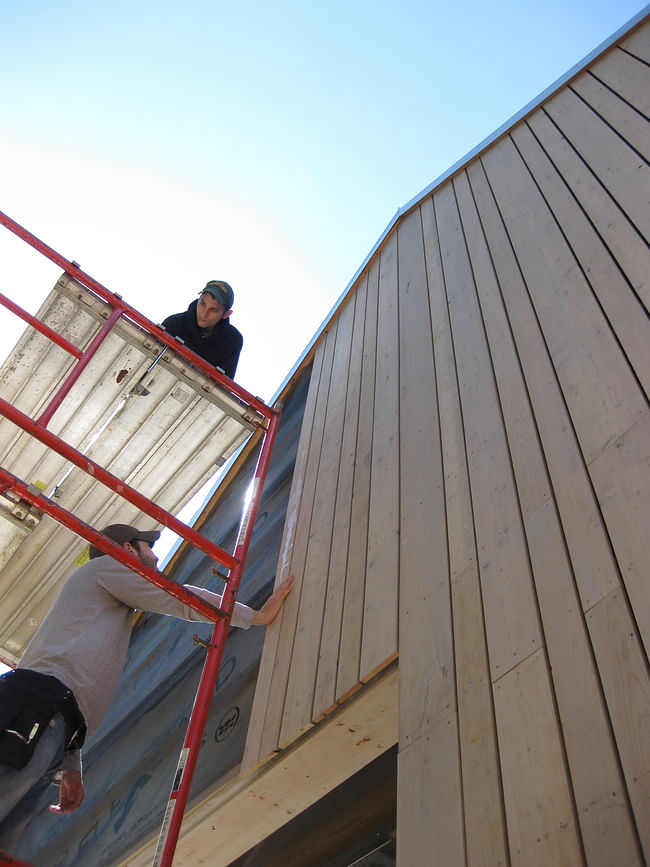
left=0, top=209, right=282, bottom=867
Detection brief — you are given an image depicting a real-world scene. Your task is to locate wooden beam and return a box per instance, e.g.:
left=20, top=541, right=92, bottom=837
left=121, top=665, right=398, bottom=866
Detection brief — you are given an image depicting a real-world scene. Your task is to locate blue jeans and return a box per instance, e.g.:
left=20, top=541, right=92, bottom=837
left=0, top=712, right=66, bottom=851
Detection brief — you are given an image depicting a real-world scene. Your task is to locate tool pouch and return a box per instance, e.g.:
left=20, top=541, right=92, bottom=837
left=0, top=669, right=86, bottom=770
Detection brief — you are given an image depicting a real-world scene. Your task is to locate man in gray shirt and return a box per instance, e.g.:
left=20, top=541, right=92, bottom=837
left=0, top=523, right=293, bottom=849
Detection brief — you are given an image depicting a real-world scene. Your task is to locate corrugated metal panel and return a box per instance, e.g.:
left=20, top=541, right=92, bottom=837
left=0, top=274, right=264, bottom=665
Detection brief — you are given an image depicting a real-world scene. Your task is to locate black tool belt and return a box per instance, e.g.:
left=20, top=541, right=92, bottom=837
left=0, top=668, right=87, bottom=770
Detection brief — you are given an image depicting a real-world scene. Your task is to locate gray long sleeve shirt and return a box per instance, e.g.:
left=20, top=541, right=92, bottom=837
left=18, top=556, right=253, bottom=771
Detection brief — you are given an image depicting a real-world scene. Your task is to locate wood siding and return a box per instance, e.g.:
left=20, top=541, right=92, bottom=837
left=244, top=16, right=649, bottom=866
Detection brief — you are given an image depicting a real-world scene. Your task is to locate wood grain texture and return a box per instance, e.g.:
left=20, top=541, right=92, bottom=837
left=586, top=588, right=650, bottom=861
left=279, top=318, right=346, bottom=743
left=313, top=286, right=367, bottom=716
left=262, top=325, right=339, bottom=755
left=241, top=347, right=326, bottom=771
left=589, top=44, right=650, bottom=118
left=337, top=265, right=378, bottom=699
left=527, top=109, right=650, bottom=311
left=360, top=232, right=400, bottom=678
left=397, top=206, right=452, bottom=746
left=543, top=86, right=650, bottom=240
left=482, top=134, right=646, bottom=466
left=435, top=177, right=542, bottom=679
left=466, top=157, right=622, bottom=610
left=397, top=712, right=465, bottom=867
left=422, top=192, right=508, bottom=865
left=588, top=413, right=650, bottom=659
left=494, top=650, right=583, bottom=867
left=572, top=72, right=650, bottom=162
left=513, top=118, right=650, bottom=398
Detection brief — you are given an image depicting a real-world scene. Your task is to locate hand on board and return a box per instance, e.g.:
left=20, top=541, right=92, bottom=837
left=252, top=575, right=294, bottom=626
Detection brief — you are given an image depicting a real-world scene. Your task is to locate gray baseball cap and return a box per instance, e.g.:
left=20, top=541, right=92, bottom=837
left=202, top=280, right=234, bottom=309
left=88, top=523, right=161, bottom=559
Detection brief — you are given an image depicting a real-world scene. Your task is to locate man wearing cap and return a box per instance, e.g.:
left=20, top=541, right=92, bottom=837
left=0, top=523, right=293, bottom=849
left=162, top=280, right=243, bottom=379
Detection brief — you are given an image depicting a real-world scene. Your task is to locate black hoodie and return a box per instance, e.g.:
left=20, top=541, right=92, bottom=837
left=161, top=299, right=243, bottom=379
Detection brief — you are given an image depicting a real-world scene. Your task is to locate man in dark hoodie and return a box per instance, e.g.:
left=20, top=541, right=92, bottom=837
left=162, top=280, right=243, bottom=379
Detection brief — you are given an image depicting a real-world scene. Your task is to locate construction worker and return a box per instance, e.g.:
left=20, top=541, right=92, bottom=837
left=162, top=280, right=243, bottom=379
left=0, top=523, right=293, bottom=850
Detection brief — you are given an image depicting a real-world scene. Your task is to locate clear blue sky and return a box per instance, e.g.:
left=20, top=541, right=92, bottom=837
left=0, top=1, right=645, bottom=399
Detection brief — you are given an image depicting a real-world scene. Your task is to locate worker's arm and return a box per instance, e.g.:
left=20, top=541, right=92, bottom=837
left=251, top=576, right=294, bottom=625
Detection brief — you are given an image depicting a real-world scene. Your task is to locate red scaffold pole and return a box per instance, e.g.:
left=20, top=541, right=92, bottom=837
left=0, top=466, right=229, bottom=623
left=0, top=396, right=238, bottom=571
left=152, top=403, right=283, bottom=867
left=0, top=850, right=35, bottom=866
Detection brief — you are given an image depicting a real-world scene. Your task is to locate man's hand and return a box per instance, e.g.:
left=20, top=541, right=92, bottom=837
left=49, top=769, right=85, bottom=814
left=252, top=576, right=294, bottom=626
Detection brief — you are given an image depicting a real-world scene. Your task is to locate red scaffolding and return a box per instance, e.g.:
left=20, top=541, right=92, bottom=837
left=0, top=210, right=281, bottom=866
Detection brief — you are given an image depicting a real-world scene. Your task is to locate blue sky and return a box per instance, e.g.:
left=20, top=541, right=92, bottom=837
left=0, top=1, right=645, bottom=400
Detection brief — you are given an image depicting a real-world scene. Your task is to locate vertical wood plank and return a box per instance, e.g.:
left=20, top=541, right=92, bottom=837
left=337, top=261, right=379, bottom=699
left=421, top=201, right=475, bottom=574
left=512, top=119, right=650, bottom=398
left=281, top=302, right=355, bottom=739
left=397, top=711, right=465, bottom=867
left=397, top=206, right=453, bottom=745
left=571, top=73, right=650, bottom=162
left=422, top=194, right=508, bottom=866
left=525, top=501, right=643, bottom=866
left=494, top=650, right=583, bottom=866
left=313, top=282, right=368, bottom=716
left=589, top=413, right=650, bottom=658
left=586, top=588, right=650, bottom=861
left=459, top=158, right=643, bottom=864
left=481, top=134, right=646, bottom=465
left=259, top=324, right=339, bottom=756
left=242, top=350, right=326, bottom=771
left=360, top=232, right=400, bottom=679
left=527, top=108, right=650, bottom=311
left=468, top=156, right=648, bottom=861
left=453, top=170, right=550, bottom=520
left=543, top=87, right=650, bottom=239
left=589, top=46, right=650, bottom=117
left=466, top=151, right=618, bottom=608
left=434, top=178, right=542, bottom=679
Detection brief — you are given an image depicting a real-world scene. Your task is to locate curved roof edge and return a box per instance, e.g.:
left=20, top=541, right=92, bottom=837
left=272, top=4, right=650, bottom=404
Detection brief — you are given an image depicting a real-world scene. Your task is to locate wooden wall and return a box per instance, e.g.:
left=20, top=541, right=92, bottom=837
left=244, top=16, right=649, bottom=866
